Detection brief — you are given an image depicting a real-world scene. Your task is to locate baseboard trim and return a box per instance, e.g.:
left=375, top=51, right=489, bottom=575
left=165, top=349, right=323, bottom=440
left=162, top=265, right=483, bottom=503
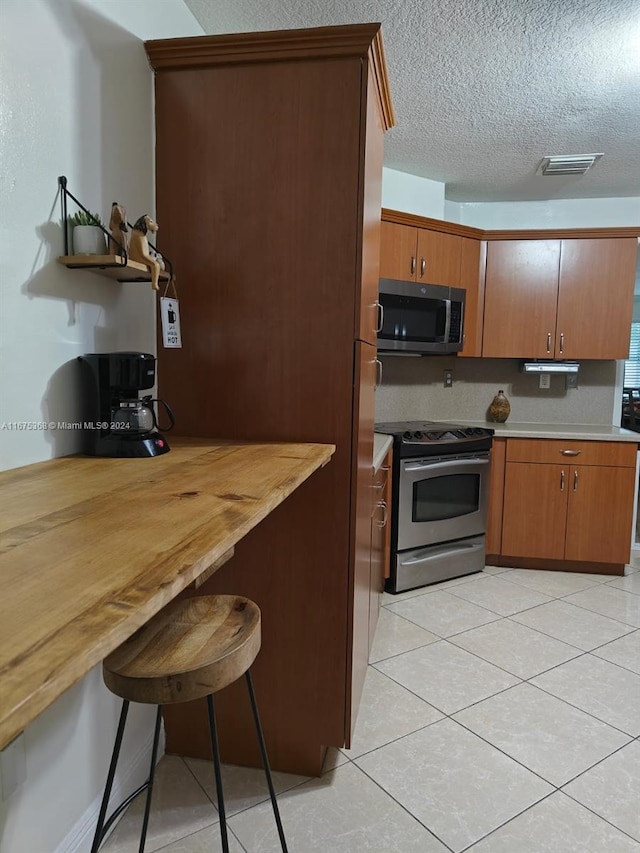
left=54, top=726, right=165, bottom=853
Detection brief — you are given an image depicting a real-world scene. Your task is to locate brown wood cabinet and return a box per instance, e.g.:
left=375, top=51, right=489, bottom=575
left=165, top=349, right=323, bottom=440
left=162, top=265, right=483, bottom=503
left=379, top=221, right=462, bottom=286
left=486, top=437, right=506, bottom=557
left=458, top=237, right=486, bottom=357
left=145, top=24, right=394, bottom=776
left=483, top=238, right=638, bottom=359
left=498, top=439, right=637, bottom=571
left=369, top=446, right=392, bottom=654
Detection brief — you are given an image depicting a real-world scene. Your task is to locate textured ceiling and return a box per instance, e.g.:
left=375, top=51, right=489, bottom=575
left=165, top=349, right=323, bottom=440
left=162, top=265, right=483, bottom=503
left=184, top=0, right=640, bottom=203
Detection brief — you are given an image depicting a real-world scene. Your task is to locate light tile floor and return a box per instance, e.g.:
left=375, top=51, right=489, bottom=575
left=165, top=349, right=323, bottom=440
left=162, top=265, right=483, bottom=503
left=102, top=561, right=640, bottom=853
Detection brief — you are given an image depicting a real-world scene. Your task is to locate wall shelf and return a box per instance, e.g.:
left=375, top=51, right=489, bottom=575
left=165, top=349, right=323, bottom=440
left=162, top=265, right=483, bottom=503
left=57, top=254, right=171, bottom=284
left=56, top=176, right=174, bottom=287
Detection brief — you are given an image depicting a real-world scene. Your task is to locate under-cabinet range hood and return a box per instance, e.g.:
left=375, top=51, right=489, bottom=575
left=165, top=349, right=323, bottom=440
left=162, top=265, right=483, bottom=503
left=520, top=361, right=580, bottom=374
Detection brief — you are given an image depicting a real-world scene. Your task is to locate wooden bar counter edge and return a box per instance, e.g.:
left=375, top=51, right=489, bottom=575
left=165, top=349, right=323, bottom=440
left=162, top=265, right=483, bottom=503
left=0, top=437, right=334, bottom=750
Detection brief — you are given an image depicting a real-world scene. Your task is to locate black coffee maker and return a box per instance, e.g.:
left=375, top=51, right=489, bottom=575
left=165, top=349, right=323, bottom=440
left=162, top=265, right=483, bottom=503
left=78, top=352, right=174, bottom=457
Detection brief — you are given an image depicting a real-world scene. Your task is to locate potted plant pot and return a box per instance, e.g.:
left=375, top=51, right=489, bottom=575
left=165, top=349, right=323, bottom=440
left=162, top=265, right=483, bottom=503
left=71, top=211, right=106, bottom=255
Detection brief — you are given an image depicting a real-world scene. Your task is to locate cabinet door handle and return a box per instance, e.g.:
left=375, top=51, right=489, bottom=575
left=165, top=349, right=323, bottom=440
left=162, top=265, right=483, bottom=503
left=573, top=469, right=578, bottom=491
left=410, top=256, right=416, bottom=276
left=376, top=499, right=388, bottom=528
left=560, top=469, right=565, bottom=491
left=375, top=301, right=384, bottom=333
left=547, top=332, right=552, bottom=353
left=560, top=333, right=565, bottom=354
left=375, top=358, right=382, bottom=388
left=561, top=449, right=581, bottom=456
left=420, top=257, right=426, bottom=278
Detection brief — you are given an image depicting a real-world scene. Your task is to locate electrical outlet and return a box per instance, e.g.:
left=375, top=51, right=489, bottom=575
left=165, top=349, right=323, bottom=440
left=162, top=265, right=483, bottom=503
left=443, top=369, right=453, bottom=388
left=566, top=373, right=578, bottom=389
left=539, top=373, right=551, bottom=390
left=0, top=733, right=26, bottom=801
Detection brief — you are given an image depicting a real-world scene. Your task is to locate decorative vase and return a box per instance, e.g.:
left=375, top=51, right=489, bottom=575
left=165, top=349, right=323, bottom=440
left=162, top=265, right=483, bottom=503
left=73, top=225, right=106, bottom=255
left=489, top=389, right=511, bottom=423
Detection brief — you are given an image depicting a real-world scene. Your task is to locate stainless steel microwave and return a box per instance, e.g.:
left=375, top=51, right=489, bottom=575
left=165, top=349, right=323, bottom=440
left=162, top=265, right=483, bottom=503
left=377, top=279, right=465, bottom=355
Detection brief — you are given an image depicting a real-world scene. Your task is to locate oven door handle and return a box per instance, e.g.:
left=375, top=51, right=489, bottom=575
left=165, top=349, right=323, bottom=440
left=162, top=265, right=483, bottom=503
left=400, top=539, right=484, bottom=566
left=403, top=456, right=489, bottom=473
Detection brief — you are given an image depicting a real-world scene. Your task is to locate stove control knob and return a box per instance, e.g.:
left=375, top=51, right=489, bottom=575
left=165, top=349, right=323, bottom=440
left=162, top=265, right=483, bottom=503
left=465, top=428, right=474, bottom=435
left=475, top=428, right=486, bottom=435
left=402, top=431, right=413, bottom=440
left=413, top=431, right=424, bottom=439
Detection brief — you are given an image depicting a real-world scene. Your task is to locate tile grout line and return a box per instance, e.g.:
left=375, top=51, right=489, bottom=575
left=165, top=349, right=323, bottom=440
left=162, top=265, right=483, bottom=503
left=456, top=788, right=560, bottom=853
left=345, top=760, right=458, bottom=853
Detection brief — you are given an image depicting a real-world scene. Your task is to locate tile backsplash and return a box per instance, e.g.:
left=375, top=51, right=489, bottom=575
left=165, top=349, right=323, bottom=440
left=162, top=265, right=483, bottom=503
left=375, top=356, right=618, bottom=425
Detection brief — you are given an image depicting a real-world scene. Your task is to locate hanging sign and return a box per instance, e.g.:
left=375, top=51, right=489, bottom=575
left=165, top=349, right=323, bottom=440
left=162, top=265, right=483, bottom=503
left=160, top=297, right=182, bottom=348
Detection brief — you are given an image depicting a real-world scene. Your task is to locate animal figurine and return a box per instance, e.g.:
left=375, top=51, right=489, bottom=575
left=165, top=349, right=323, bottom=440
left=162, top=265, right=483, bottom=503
left=108, top=202, right=129, bottom=257
left=149, top=246, right=165, bottom=271
left=129, top=214, right=161, bottom=291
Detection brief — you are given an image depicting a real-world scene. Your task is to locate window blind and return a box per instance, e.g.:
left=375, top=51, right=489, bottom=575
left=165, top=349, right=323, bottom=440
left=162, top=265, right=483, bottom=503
left=624, top=321, right=640, bottom=387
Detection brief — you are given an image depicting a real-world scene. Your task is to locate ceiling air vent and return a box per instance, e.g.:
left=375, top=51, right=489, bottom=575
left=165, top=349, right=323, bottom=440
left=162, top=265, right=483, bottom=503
left=538, top=154, right=603, bottom=176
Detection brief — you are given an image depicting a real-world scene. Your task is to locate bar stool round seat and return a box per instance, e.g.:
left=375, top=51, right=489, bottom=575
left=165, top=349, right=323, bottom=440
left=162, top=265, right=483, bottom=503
left=91, top=594, right=288, bottom=853
left=103, top=594, right=261, bottom=705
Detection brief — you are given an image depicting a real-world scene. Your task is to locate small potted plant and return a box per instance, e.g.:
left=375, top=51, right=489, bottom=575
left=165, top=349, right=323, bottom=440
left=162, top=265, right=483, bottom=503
left=71, top=210, right=106, bottom=255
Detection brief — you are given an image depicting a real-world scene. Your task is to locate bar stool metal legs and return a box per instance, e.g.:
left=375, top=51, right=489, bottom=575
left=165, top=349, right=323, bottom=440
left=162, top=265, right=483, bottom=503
left=245, top=670, right=289, bottom=853
left=206, top=693, right=230, bottom=853
left=138, top=707, right=163, bottom=852
left=90, top=703, right=162, bottom=853
left=204, top=670, right=289, bottom=853
left=92, top=681, right=288, bottom=853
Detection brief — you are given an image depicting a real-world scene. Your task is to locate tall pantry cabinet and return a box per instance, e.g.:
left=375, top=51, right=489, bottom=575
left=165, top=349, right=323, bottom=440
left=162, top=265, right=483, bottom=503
left=145, top=25, right=394, bottom=776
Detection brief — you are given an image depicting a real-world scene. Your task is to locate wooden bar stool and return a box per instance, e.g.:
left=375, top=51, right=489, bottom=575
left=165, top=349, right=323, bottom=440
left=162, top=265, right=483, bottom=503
left=90, top=595, right=288, bottom=853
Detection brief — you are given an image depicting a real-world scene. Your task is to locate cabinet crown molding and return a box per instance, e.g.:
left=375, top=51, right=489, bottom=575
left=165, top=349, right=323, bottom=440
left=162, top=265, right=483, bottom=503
left=381, top=208, right=640, bottom=241
left=146, top=23, right=395, bottom=130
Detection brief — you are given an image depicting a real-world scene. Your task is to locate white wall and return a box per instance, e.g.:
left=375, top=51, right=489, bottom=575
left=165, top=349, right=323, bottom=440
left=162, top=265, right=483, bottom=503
left=456, top=196, right=640, bottom=229
left=0, top=1, right=202, bottom=851
left=382, top=168, right=446, bottom=219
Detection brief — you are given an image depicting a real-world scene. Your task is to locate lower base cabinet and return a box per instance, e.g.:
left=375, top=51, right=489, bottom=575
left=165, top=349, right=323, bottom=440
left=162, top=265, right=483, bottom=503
left=492, top=438, right=637, bottom=571
left=369, top=447, right=392, bottom=655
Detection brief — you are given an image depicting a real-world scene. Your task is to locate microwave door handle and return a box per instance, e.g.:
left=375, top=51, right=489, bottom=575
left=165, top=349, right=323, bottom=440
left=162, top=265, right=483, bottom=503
left=444, top=299, right=451, bottom=344
left=404, top=456, right=490, bottom=472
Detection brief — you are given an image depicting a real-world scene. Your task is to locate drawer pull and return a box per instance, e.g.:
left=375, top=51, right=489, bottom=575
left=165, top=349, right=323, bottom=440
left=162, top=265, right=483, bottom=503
left=547, top=332, right=552, bottom=353
left=560, top=470, right=565, bottom=491
left=375, top=358, right=383, bottom=388
left=376, top=500, right=388, bottom=528
left=573, top=469, right=578, bottom=491
left=561, top=449, right=581, bottom=456
left=411, top=256, right=416, bottom=276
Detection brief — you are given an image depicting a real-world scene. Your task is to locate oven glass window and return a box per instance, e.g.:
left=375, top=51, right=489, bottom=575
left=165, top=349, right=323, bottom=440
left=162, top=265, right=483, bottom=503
left=378, top=294, right=447, bottom=342
left=412, top=474, right=480, bottom=522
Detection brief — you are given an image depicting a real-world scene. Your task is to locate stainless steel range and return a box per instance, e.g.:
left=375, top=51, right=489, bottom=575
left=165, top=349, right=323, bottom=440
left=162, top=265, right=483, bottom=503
left=375, top=421, right=494, bottom=593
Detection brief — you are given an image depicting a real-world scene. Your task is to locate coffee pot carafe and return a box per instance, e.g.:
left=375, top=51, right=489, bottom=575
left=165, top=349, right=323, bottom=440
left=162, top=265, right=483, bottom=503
left=78, top=352, right=175, bottom=457
left=111, top=395, right=175, bottom=435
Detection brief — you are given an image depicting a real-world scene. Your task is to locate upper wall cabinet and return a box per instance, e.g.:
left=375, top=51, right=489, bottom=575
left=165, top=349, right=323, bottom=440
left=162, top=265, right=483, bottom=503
left=482, top=237, right=638, bottom=359
left=458, top=237, right=486, bottom=358
left=379, top=221, right=462, bottom=286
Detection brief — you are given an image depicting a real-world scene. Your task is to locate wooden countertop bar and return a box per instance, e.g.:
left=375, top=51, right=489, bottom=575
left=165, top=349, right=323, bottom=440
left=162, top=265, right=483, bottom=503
left=0, top=438, right=334, bottom=749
